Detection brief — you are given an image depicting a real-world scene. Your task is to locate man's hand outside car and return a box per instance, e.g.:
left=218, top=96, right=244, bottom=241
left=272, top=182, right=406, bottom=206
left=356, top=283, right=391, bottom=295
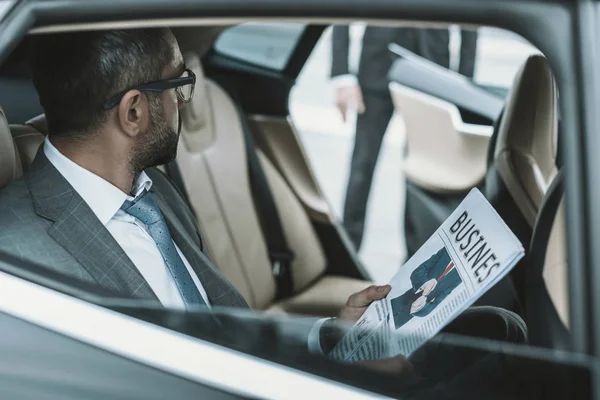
left=336, top=83, right=366, bottom=122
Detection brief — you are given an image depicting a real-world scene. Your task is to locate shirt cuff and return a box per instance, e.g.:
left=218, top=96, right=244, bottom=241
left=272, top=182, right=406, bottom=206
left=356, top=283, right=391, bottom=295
left=307, top=317, right=331, bottom=355
left=331, top=74, right=358, bottom=88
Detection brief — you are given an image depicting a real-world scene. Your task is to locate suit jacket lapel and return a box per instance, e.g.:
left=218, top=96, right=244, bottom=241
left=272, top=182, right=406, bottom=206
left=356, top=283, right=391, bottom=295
left=150, top=187, right=248, bottom=309
left=26, top=150, right=159, bottom=302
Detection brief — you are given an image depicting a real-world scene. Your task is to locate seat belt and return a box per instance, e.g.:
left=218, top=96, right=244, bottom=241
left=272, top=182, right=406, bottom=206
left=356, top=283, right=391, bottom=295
left=165, top=161, right=194, bottom=215
left=239, top=107, right=295, bottom=300
left=214, top=79, right=295, bottom=300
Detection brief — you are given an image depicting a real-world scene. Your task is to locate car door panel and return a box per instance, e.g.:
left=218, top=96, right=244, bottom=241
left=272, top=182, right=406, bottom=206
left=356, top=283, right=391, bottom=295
left=388, top=44, right=505, bottom=122
left=387, top=48, right=503, bottom=257
left=390, top=82, right=491, bottom=195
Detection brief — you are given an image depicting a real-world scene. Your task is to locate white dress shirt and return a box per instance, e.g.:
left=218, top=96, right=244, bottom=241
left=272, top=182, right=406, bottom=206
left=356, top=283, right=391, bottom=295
left=44, top=138, right=211, bottom=309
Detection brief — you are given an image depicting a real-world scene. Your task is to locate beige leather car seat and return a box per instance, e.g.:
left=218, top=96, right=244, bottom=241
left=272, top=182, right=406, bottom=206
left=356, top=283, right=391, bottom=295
left=173, top=41, right=370, bottom=316
left=484, top=54, right=559, bottom=312
left=493, top=54, right=559, bottom=227
left=2, top=109, right=46, bottom=186
left=9, top=114, right=45, bottom=172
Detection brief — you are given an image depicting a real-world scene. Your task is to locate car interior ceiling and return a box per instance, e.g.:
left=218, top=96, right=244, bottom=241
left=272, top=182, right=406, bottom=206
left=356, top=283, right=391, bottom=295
left=0, top=23, right=569, bottom=350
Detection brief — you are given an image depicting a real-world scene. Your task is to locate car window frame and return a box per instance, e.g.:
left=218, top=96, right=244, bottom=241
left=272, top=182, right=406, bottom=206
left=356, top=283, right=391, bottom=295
left=0, top=0, right=599, bottom=393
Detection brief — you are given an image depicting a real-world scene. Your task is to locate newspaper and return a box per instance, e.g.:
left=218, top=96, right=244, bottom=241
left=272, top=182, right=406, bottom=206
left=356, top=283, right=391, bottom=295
left=330, top=188, right=524, bottom=362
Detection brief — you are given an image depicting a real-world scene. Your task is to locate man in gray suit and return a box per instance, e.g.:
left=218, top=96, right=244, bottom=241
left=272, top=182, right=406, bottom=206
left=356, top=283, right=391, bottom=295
left=0, top=28, right=393, bottom=354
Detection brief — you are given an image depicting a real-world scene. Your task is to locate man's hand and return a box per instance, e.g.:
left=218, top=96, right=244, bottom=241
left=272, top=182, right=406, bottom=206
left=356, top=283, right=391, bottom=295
left=338, top=285, right=414, bottom=376
left=418, top=278, right=437, bottom=296
left=339, top=284, right=391, bottom=321
left=336, top=83, right=366, bottom=122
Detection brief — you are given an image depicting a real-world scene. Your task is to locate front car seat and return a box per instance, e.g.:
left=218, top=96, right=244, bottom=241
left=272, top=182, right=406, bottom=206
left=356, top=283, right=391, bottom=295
left=171, top=30, right=371, bottom=316
left=486, top=54, right=559, bottom=304
left=488, top=54, right=558, bottom=232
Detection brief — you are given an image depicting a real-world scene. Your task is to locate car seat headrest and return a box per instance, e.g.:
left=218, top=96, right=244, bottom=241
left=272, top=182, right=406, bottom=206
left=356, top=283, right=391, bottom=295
left=177, top=52, right=215, bottom=153
left=493, top=54, right=558, bottom=225
left=26, top=113, right=48, bottom=135
left=495, top=54, right=558, bottom=177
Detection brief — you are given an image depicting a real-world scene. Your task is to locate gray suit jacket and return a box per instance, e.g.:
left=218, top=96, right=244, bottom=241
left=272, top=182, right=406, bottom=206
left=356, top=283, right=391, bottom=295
left=0, top=150, right=248, bottom=309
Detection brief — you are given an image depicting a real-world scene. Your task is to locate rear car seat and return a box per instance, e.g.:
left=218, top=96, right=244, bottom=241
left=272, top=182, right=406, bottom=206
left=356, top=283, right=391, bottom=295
left=1, top=108, right=45, bottom=189
left=172, top=43, right=371, bottom=316
left=485, top=54, right=559, bottom=306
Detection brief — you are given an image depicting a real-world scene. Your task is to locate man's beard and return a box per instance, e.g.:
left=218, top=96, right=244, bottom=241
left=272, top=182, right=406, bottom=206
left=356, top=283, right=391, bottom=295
left=130, top=98, right=181, bottom=175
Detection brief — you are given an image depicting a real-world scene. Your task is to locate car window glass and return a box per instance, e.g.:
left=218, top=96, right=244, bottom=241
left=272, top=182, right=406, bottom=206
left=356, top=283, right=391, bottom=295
left=214, top=22, right=306, bottom=70
left=0, top=18, right=582, bottom=400
left=112, top=303, right=598, bottom=400
left=290, top=24, right=543, bottom=282
left=468, top=26, right=540, bottom=89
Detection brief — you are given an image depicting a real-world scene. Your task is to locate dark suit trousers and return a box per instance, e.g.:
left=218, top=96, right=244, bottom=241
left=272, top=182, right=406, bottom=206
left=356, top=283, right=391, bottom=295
left=343, top=89, right=395, bottom=250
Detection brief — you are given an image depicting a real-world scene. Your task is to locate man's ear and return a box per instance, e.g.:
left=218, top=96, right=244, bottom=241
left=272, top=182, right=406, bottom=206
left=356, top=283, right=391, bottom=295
left=117, top=90, right=147, bottom=138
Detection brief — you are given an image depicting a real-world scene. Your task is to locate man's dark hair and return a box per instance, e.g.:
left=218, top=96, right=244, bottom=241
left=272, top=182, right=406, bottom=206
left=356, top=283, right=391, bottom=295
left=30, top=28, right=175, bottom=137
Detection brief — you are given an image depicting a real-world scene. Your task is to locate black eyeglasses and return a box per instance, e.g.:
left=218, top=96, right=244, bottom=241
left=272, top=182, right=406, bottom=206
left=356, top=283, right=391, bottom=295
left=102, top=68, right=196, bottom=110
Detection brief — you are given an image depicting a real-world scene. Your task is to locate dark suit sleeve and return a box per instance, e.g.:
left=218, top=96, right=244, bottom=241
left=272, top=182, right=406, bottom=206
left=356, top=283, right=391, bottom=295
left=415, top=269, right=461, bottom=317
left=427, top=284, right=455, bottom=312
left=331, top=25, right=351, bottom=78
left=416, top=286, right=453, bottom=317
left=410, top=264, right=428, bottom=291
left=458, top=28, right=478, bottom=78
left=410, top=250, right=442, bottom=290
left=415, top=300, right=436, bottom=318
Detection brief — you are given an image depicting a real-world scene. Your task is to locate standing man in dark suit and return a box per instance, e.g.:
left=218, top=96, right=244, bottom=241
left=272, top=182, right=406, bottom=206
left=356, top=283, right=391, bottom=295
left=332, top=25, right=478, bottom=250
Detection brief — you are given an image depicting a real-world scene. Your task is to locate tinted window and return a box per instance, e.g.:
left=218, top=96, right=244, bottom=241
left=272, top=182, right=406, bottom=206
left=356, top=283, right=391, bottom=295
left=214, top=23, right=305, bottom=70
left=0, top=18, right=591, bottom=400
